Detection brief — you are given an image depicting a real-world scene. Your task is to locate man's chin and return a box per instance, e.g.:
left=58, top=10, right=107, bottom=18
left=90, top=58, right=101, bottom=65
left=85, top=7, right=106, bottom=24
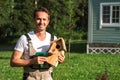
left=38, top=29, right=45, bottom=32
left=37, top=27, right=43, bottom=30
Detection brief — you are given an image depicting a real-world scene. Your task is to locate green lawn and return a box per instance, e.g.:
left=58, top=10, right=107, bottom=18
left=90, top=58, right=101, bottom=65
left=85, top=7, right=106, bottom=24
left=0, top=51, right=120, bottom=80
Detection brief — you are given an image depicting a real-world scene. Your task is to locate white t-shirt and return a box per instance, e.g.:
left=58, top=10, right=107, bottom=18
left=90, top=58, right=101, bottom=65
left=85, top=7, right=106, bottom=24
left=14, top=31, right=57, bottom=59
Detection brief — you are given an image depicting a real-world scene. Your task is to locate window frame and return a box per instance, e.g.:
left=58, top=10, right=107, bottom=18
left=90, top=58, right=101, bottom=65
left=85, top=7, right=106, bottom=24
left=100, top=2, right=120, bottom=28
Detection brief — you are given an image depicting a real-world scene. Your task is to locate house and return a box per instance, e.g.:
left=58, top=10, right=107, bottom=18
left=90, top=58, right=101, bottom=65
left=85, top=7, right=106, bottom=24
left=87, top=0, right=120, bottom=54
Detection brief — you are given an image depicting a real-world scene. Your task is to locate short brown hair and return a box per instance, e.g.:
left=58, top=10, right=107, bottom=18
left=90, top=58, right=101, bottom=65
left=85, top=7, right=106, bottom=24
left=33, top=7, right=50, bottom=19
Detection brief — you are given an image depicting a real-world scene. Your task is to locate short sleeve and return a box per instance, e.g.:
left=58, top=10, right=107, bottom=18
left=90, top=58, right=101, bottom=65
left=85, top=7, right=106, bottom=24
left=14, top=35, right=27, bottom=52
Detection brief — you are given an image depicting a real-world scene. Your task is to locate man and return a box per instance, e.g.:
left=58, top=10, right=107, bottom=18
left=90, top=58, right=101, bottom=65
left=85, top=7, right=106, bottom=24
left=10, top=7, right=65, bottom=80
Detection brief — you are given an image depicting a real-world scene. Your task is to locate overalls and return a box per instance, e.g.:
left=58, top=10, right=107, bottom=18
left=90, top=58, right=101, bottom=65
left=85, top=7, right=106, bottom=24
left=23, top=34, right=54, bottom=80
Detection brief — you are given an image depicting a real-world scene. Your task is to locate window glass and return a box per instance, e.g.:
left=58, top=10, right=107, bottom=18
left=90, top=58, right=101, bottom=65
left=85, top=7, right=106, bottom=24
left=100, top=3, right=120, bottom=27
left=102, top=6, right=110, bottom=23
left=112, top=6, right=120, bottom=23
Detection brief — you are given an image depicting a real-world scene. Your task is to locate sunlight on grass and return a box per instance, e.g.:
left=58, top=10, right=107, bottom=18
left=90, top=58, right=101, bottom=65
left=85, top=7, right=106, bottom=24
left=0, top=51, right=23, bottom=80
left=0, top=51, right=120, bottom=80
left=53, top=53, right=120, bottom=80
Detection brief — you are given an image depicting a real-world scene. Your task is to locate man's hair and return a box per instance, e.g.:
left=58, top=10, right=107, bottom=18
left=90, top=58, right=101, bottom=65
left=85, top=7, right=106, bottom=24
left=33, top=7, right=50, bottom=19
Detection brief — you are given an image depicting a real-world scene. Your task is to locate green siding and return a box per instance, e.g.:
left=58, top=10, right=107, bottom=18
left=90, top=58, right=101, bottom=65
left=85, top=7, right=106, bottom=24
left=88, top=0, right=120, bottom=43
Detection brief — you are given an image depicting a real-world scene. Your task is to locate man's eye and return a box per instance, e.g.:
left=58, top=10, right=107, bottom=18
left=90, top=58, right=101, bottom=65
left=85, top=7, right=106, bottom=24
left=43, top=18, right=46, bottom=21
left=36, top=18, right=41, bottom=20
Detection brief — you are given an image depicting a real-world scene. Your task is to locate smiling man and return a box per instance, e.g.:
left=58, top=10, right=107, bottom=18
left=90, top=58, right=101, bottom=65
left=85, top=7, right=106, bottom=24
left=10, top=7, right=65, bottom=80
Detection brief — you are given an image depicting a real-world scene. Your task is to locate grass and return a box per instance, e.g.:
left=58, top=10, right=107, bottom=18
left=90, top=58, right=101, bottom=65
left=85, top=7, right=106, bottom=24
left=0, top=51, right=23, bottom=80
left=0, top=51, right=120, bottom=80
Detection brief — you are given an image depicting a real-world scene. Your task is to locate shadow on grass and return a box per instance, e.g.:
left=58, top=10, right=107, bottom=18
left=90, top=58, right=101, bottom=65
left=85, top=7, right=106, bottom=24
left=0, top=45, right=14, bottom=51
left=0, top=41, right=87, bottom=53
left=67, top=41, right=87, bottom=53
left=0, top=57, right=10, bottom=59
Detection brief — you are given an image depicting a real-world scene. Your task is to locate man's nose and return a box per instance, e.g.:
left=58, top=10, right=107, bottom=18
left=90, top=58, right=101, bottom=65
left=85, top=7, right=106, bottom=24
left=39, top=19, right=44, bottom=24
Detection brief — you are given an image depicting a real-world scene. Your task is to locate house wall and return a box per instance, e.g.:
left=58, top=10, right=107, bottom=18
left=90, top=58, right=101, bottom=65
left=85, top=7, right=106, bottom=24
left=88, top=0, right=120, bottom=44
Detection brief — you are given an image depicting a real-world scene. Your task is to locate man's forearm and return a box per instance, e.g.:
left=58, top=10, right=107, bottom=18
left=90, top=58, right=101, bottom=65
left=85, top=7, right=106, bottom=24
left=10, top=58, right=33, bottom=67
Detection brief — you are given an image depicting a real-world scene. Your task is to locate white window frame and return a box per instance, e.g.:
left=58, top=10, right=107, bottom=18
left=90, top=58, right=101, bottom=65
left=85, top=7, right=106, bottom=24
left=100, top=2, right=120, bottom=28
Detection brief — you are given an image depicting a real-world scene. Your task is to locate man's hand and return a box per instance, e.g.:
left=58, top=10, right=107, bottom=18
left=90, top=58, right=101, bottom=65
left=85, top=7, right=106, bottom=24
left=32, top=56, right=47, bottom=65
left=58, top=52, right=65, bottom=63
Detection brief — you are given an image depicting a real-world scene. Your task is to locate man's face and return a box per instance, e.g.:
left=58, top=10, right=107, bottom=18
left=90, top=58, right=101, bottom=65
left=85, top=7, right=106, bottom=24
left=34, top=11, right=49, bottom=31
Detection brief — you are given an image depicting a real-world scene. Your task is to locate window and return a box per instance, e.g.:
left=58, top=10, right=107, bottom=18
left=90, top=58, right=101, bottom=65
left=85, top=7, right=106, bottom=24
left=100, top=3, right=120, bottom=28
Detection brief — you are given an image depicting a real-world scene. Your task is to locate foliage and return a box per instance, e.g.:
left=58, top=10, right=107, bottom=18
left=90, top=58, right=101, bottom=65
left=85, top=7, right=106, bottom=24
left=0, top=0, right=88, bottom=44
left=11, top=0, right=35, bottom=36
left=0, top=0, right=35, bottom=44
left=0, top=0, right=12, bottom=38
left=0, top=51, right=120, bottom=80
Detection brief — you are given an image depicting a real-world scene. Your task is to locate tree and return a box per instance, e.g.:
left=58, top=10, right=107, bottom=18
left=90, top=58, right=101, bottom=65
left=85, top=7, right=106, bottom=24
left=0, top=0, right=88, bottom=44
left=0, top=0, right=13, bottom=40
left=60, top=0, right=80, bottom=59
left=12, top=0, right=35, bottom=36
left=76, top=0, right=88, bottom=32
left=0, top=0, right=35, bottom=44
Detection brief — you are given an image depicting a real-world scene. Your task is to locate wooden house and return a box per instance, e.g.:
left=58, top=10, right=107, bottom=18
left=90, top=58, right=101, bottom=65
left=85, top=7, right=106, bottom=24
left=87, top=0, right=120, bottom=54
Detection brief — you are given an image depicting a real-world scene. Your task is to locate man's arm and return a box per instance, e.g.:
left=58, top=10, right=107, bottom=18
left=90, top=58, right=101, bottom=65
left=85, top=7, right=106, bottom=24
left=10, top=50, right=47, bottom=67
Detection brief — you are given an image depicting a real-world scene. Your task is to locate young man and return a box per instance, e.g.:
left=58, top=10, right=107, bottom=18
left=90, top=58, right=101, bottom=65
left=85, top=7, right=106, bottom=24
left=10, top=7, right=65, bottom=80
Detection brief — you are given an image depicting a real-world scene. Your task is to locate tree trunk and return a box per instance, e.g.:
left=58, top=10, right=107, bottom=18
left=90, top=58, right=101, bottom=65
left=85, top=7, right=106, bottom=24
left=66, top=38, right=71, bottom=61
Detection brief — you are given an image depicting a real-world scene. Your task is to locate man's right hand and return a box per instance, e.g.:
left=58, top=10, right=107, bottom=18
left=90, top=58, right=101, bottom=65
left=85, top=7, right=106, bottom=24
left=10, top=50, right=47, bottom=67
left=32, top=56, right=47, bottom=65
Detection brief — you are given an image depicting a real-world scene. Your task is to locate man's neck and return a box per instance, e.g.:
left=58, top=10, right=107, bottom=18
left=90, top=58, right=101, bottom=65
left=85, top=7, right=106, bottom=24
left=34, top=30, right=46, bottom=41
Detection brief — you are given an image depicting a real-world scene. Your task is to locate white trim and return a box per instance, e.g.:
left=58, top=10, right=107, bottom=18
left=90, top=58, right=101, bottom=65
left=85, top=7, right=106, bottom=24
left=101, top=2, right=120, bottom=5
left=100, top=2, right=120, bottom=28
left=100, top=3, right=102, bottom=29
left=110, top=5, right=112, bottom=24
left=101, top=23, right=120, bottom=27
left=87, top=44, right=89, bottom=54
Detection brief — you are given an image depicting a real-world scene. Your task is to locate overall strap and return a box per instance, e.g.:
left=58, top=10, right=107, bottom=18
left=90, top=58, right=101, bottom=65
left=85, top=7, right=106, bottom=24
left=25, top=34, right=36, bottom=56
left=25, top=34, right=31, bottom=42
left=50, top=34, right=54, bottom=41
